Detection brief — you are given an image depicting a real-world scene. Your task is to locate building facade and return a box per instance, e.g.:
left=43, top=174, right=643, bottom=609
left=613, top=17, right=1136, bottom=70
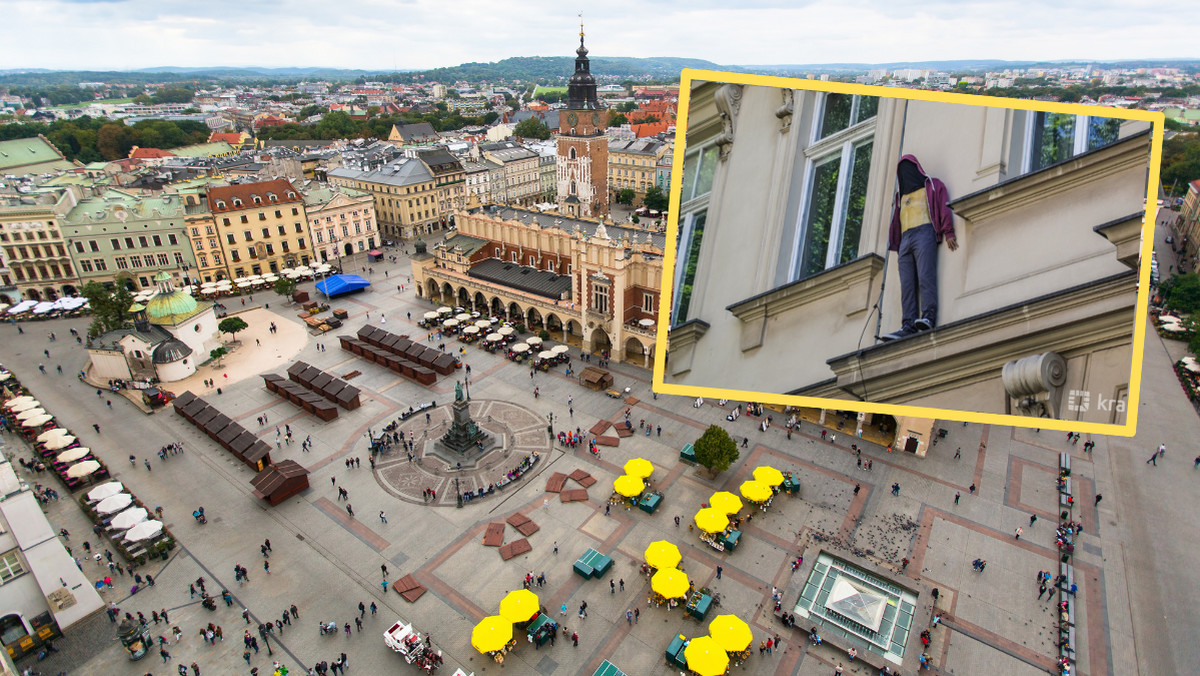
left=302, top=185, right=379, bottom=265
left=61, top=190, right=195, bottom=292
left=207, top=179, right=312, bottom=278
left=0, top=189, right=79, bottom=301
left=412, top=206, right=662, bottom=365
left=481, top=143, right=540, bottom=207
left=328, top=156, right=441, bottom=240
left=556, top=31, right=609, bottom=219
left=608, top=137, right=668, bottom=206
left=413, top=148, right=467, bottom=224
left=665, top=81, right=1151, bottom=427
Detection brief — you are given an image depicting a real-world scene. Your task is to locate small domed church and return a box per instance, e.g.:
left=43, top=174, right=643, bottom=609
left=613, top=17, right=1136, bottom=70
left=86, top=272, right=221, bottom=384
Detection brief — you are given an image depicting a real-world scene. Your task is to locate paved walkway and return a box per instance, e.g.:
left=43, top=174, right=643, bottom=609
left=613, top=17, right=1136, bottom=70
left=1, top=239, right=1196, bottom=676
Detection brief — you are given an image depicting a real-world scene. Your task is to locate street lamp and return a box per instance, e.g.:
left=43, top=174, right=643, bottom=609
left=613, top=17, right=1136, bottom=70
left=455, top=477, right=463, bottom=509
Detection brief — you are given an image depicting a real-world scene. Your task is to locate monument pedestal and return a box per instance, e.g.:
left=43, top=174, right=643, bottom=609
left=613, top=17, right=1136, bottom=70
left=428, top=395, right=497, bottom=469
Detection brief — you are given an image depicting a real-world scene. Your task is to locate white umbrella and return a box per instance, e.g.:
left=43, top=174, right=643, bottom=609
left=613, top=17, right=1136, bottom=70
left=245, top=275, right=263, bottom=282
left=5, top=395, right=35, bottom=409
left=95, top=492, right=132, bottom=513
left=639, top=318, right=655, bottom=327
left=295, top=266, right=313, bottom=275
left=125, top=520, right=164, bottom=543
left=498, top=326, right=514, bottom=336
left=56, top=447, right=90, bottom=463
left=551, top=345, right=570, bottom=354
left=67, top=460, right=103, bottom=479
left=87, top=481, right=124, bottom=503
left=443, top=319, right=459, bottom=328
left=486, top=333, right=503, bottom=342
left=455, top=313, right=472, bottom=322
left=511, top=343, right=530, bottom=353
left=201, top=282, right=218, bottom=288
left=16, top=407, right=47, bottom=421
left=7, top=300, right=37, bottom=314
left=463, top=326, right=480, bottom=334
left=526, top=336, right=542, bottom=346
left=424, top=311, right=440, bottom=320
left=475, top=320, right=492, bottom=329
left=236, top=281, right=252, bottom=288
left=437, top=306, right=452, bottom=315
left=8, top=399, right=40, bottom=413
left=110, top=507, right=149, bottom=531
left=42, top=434, right=76, bottom=450
left=278, top=267, right=294, bottom=275
left=538, top=350, right=556, bottom=360
left=31, top=302, right=55, bottom=314
left=261, top=274, right=279, bottom=282
left=35, top=427, right=67, bottom=442
left=21, top=414, right=52, bottom=428
left=0, top=303, right=8, bottom=312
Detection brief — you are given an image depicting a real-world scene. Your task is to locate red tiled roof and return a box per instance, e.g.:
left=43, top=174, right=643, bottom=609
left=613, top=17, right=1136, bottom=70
left=208, top=132, right=243, bottom=144
left=129, top=146, right=176, bottom=159
left=207, top=179, right=302, bottom=213
left=631, top=121, right=670, bottom=138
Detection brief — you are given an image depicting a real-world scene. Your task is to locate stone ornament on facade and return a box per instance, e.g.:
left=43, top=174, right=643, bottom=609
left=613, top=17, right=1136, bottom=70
left=776, top=89, right=795, bottom=133
left=714, top=83, right=744, bottom=161
left=1001, top=352, right=1067, bottom=419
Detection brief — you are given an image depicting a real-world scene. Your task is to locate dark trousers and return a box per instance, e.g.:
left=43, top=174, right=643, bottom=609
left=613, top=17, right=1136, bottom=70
left=896, top=222, right=939, bottom=327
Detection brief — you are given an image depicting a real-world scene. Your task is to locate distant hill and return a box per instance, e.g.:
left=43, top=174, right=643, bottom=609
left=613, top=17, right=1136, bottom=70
left=382, top=56, right=736, bottom=83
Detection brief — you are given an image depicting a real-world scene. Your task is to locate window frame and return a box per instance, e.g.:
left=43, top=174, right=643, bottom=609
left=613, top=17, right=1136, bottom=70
left=1019, top=111, right=1123, bottom=175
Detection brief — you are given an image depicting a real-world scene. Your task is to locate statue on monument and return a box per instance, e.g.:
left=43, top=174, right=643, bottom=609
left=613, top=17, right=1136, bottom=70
left=455, top=380, right=464, bottom=401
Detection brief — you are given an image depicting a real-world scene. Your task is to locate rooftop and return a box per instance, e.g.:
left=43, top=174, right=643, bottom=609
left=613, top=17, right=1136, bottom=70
left=467, top=258, right=573, bottom=300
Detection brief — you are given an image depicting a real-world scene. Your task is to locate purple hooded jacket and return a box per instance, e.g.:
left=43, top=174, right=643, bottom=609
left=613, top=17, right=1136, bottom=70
left=888, top=154, right=956, bottom=252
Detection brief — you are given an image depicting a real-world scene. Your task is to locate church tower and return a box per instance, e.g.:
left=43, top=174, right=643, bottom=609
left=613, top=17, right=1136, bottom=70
left=556, top=19, right=609, bottom=219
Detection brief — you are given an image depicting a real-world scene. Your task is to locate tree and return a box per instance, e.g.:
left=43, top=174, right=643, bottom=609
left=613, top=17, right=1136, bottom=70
left=80, top=281, right=134, bottom=338
left=643, top=184, right=669, bottom=212
left=616, top=101, right=638, bottom=113
left=513, top=117, right=551, bottom=140
left=209, top=347, right=228, bottom=367
left=273, top=277, right=297, bottom=301
left=693, top=425, right=739, bottom=476
left=1161, top=273, right=1200, bottom=315
left=218, top=316, right=249, bottom=343
left=616, top=188, right=636, bottom=205
left=608, top=112, right=628, bottom=127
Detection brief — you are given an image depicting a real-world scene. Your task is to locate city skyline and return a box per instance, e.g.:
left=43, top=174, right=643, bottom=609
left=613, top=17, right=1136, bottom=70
left=3, top=0, right=1196, bottom=72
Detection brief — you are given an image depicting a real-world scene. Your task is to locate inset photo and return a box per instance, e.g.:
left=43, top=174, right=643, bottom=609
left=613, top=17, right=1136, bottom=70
left=655, top=70, right=1163, bottom=436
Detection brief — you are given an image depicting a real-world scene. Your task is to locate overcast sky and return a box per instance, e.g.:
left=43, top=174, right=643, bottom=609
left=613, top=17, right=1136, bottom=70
left=3, top=0, right=1194, bottom=71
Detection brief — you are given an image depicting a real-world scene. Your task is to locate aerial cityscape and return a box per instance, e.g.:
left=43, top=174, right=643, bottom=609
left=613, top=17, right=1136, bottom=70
left=0, top=6, right=1198, bottom=676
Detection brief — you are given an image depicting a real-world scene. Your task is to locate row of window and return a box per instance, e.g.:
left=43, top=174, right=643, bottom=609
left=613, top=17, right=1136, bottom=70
left=221, top=208, right=300, bottom=226
left=213, top=191, right=297, bottom=210
left=113, top=252, right=185, bottom=270
left=8, top=261, right=74, bottom=282
left=0, top=229, right=58, bottom=243
left=91, top=234, right=180, bottom=254
left=5, top=243, right=68, bottom=260
left=226, top=239, right=306, bottom=263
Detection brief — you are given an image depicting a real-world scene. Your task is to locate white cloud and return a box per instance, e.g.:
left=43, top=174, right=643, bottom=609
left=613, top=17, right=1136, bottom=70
left=0, top=0, right=1192, bottom=71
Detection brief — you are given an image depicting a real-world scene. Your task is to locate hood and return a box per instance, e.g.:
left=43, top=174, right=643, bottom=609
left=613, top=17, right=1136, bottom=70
left=897, top=154, right=930, bottom=195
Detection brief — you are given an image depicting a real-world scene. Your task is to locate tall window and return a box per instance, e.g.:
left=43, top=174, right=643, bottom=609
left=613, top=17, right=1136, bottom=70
left=0, top=550, right=25, bottom=584
left=1024, top=112, right=1121, bottom=173
left=790, top=94, right=877, bottom=281
left=672, top=143, right=719, bottom=325
left=593, top=282, right=610, bottom=314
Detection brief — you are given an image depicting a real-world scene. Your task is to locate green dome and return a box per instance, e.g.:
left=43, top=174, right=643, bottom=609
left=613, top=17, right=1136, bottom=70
left=145, top=290, right=197, bottom=320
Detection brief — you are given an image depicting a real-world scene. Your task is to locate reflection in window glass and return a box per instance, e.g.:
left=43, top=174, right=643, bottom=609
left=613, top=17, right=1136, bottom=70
left=686, top=145, right=719, bottom=201
left=673, top=211, right=707, bottom=324
left=799, top=158, right=841, bottom=277
left=819, top=94, right=853, bottom=140
left=854, top=96, right=879, bottom=125
left=1087, top=117, right=1120, bottom=151
left=839, top=141, right=873, bottom=264
left=1031, top=112, right=1076, bottom=171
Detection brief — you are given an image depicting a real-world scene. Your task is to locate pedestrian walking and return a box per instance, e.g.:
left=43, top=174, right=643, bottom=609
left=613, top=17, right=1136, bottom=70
left=969, top=483, right=976, bottom=494
left=716, top=565, right=723, bottom=580
left=954, top=491, right=961, bottom=505
left=1014, top=527, right=1023, bottom=540
left=891, top=483, right=900, bottom=496
left=379, top=511, right=387, bottom=524
left=954, top=447, right=961, bottom=459
left=1147, top=450, right=1158, bottom=465
left=1095, top=493, right=1103, bottom=507
left=1029, top=514, right=1038, bottom=527
left=264, top=560, right=270, bottom=574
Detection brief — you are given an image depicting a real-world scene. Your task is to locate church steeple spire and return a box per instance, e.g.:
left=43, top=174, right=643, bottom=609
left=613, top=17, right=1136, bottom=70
left=567, top=14, right=599, bottom=110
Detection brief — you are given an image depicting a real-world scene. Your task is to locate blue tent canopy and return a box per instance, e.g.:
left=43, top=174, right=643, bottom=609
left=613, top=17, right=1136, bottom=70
left=315, top=274, right=371, bottom=297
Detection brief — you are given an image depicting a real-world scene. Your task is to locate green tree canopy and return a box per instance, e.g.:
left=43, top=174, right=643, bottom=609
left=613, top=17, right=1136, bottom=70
left=643, top=185, right=669, bottom=212
left=616, top=188, right=636, bottom=205
left=209, top=347, right=228, bottom=366
left=218, top=316, right=249, bottom=342
left=608, top=112, right=628, bottom=127
left=273, top=277, right=297, bottom=300
left=513, top=117, right=552, bottom=140
left=616, top=101, right=638, bottom=113
left=80, top=281, right=135, bottom=339
left=693, top=424, right=739, bottom=475
left=1161, top=273, right=1200, bottom=314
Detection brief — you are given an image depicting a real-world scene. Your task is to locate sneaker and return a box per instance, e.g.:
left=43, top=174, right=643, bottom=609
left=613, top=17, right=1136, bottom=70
left=913, top=318, right=935, bottom=332
left=881, top=325, right=918, bottom=342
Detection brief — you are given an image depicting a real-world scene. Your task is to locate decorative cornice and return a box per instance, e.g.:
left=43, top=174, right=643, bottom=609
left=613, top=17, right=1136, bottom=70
left=1092, top=211, right=1146, bottom=270
left=950, top=130, right=1151, bottom=224
left=776, top=89, right=794, bottom=134
left=666, top=318, right=710, bottom=352
left=816, top=272, right=1137, bottom=405
left=727, top=254, right=885, bottom=323
left=713, top=84, right=744, bottom=161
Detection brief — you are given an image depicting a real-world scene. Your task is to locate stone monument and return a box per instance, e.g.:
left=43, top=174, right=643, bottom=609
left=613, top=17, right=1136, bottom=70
left=432, top=381, right=495, bottom=464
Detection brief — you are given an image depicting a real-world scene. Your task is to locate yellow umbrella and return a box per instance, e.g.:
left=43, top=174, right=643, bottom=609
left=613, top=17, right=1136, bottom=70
left=498, top=589, right=540, bottom=623
left=684, top=635, right=730, bottom=676
left=694, top=507, right=730, bottom=534
left=624, top=457, right=654, bottom=478
left=644, top=540, right=682, bottom=570
left=471, top=616, right=514, bottom=653
left=739, top=480, right=773, bottom=503
left=651, top=568, right=690, bottom=599
left=709, top=491, right=743, bottom=515
left=708, top=614, right=753, bottom=652
left=753, top=466, right=785, bottom=487
left=614, top=475, right=645, bottom=497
